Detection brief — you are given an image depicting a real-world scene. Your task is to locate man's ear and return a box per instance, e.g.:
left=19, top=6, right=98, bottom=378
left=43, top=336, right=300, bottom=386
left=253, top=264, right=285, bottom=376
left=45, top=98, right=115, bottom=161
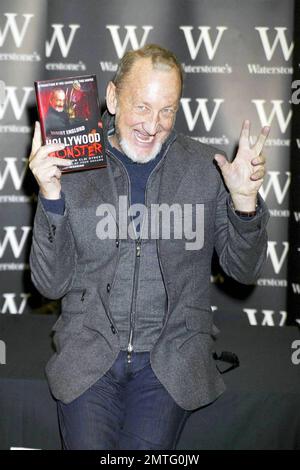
left=106, top=81, right=117, bottom=115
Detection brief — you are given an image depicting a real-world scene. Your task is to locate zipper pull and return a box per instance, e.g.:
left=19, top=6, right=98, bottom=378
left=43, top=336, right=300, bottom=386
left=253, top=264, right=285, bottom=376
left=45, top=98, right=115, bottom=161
left=127, top=342, right=133, bottom=363
left=127, top=329, right=133, bottom=363
left=81, top=289, right=86, bottom=301
left=136, top=239, right=141, bottom=257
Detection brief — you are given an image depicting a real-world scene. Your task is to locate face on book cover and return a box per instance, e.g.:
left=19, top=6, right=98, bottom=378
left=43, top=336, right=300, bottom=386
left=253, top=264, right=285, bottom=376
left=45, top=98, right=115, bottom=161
left=50, top=89, right=66, bottom=113
left=106, top=57, right=181, bottom=163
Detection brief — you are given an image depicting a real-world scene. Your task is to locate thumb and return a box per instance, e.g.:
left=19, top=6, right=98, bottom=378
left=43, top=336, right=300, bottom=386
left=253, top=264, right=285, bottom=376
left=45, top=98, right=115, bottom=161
left=31, top=121, right=42, bottom=155
left=214, top=153, right=229, bottom=169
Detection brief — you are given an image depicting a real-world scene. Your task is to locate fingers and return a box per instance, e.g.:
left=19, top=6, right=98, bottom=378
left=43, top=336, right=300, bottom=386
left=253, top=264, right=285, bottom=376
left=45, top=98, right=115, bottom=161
left=238, top=120, right=270, bottom=155
left=41, top=156, right=73, bottom=168
left=54, top=167, right=63, bottom=179
left=37, top=143, right=65, bottom=159
left=49, top=166, right=63, bottom=181
left=238, top=119, right=250, bottom=149
left=29, top=122, right=73, bottom=166
left=28, top=123, right=73, bottom=198
left=30, top=141, right=73, bottom=166
left=250, top=153, right=266, bottom=180
left=250, top=169, right=265, bottom=181
left=38, top=164, right=62, bottom=183
left=251, top=151, right=266, bottom=183
left=214, top=153, right=229, bottom=169
left=29, top=141, right=73, bottom=183
left=253, top=125, right=270, bottom=155
left=30, top=122, right=69, bottom=160
left=251, top=154, right=266, bottom=166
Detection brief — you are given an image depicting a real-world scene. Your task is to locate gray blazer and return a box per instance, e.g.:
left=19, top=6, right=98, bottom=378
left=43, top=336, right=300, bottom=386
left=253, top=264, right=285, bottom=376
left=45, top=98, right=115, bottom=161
left=29, top=130, right=269, bottom=410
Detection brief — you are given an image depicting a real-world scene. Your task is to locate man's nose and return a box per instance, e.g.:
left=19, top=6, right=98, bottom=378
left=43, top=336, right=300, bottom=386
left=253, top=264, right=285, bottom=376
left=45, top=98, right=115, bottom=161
left=142, top=111, right=160, bottom=135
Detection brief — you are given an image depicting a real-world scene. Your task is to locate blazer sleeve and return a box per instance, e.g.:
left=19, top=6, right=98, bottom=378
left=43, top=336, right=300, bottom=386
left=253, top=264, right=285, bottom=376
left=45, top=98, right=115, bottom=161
left=213, top=171, right=270, bottom=284
left=29, top=193, right=77, bottom=299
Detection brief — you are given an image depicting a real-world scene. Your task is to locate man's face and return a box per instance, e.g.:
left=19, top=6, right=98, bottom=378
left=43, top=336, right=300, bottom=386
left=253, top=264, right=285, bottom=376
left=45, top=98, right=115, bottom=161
left=107, top=58, right=181, bottom=163
left=50, top=90, right=65, bottom=112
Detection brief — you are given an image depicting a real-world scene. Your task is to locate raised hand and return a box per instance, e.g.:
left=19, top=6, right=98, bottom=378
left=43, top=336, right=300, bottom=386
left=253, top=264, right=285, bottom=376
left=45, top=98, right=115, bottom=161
left=214, top=120, right=270, bottom=211
left=29, top=122, right=73, bottom=199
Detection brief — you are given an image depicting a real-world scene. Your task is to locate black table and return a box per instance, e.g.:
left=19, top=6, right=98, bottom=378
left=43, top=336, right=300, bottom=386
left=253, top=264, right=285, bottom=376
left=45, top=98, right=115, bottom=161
left=0, top=313, right=299, bottom=449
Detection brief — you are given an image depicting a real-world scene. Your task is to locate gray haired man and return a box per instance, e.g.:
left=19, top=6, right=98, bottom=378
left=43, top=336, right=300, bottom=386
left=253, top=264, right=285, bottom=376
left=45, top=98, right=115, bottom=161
left=29, top=44, right=269, bottom=450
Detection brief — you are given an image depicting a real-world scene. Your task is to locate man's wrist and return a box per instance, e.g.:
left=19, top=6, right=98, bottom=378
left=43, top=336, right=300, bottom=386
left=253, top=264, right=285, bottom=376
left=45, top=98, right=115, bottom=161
left=39, top=190, right=61, bottom=200
left=230, top=194, right=257, bottom=212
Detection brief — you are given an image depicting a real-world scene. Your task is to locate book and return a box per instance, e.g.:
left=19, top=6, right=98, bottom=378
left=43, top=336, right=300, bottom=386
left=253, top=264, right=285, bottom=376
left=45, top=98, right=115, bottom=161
left=34, top=74, right=107, bottom=173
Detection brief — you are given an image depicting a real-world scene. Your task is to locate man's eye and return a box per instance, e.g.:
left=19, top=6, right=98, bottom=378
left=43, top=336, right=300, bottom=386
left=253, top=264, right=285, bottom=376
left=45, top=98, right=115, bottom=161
left=161, top=108, right=175, bottom=117
left=136, top=105, right=148, bottom=112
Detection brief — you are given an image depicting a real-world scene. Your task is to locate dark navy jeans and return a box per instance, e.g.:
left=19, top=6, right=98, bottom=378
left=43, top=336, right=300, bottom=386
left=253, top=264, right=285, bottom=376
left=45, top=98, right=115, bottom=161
left=57, top=350, right=192, bottom=450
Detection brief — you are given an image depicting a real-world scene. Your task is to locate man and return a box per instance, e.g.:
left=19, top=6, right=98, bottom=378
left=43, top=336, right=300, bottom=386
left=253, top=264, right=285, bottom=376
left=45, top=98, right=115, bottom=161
left=45, top=88, right=69, bottom=135
left=29, top=44, right=270, bottom=450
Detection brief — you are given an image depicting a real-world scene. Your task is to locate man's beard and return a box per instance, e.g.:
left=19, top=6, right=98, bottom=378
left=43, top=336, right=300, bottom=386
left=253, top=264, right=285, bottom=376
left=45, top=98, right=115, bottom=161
left=118, top=133, right=162, bottom=164
left=114, top=116, right=163, bottom=163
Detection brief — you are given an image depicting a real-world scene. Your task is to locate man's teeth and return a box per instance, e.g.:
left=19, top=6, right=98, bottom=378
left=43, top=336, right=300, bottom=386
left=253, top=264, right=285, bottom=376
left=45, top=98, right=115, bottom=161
left=135, top=131, right=154, bottom=143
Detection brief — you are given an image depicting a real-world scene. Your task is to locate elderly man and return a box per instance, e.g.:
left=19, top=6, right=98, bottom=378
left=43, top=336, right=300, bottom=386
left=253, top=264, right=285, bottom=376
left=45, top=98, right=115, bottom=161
left=29, top=44, right=269, bottom=450
left=45, top=88, right=69, bottom=135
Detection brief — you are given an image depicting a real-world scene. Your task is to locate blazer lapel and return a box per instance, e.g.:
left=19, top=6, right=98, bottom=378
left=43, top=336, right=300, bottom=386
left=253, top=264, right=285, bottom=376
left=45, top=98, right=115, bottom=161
left=85, top=155, right=122, bottom=227
left=158, top=142, right=191, bottom=205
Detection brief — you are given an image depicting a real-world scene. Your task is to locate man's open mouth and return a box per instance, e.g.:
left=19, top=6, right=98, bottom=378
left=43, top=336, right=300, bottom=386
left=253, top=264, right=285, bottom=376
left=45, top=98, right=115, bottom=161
left=134, top=130, right=155, bottom=144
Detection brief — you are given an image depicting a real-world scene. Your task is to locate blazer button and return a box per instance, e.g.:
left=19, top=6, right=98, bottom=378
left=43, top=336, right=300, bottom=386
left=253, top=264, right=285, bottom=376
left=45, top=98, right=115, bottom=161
left=106, top=283, right=111, bottom=293
left=115, top=239, right=119, bottom=247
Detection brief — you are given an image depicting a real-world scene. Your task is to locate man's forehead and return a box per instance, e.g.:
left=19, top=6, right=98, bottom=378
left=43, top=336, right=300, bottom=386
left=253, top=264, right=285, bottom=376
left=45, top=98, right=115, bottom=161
left=121, top=58, right=181, bottom=99
left=127, top=57, right=178, bottom=80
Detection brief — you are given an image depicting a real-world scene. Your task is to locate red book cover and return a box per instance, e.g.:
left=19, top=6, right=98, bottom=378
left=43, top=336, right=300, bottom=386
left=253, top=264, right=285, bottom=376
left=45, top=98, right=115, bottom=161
left=34, top=74, right=107, bottom=173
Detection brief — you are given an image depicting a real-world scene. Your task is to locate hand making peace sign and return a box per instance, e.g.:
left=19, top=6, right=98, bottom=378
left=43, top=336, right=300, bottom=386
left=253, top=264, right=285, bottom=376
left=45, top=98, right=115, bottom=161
left=214, top=120, right=270, bottom=211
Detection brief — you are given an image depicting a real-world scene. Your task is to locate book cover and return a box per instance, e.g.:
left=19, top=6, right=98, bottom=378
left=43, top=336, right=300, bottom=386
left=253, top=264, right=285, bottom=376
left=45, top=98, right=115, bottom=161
left=34, top=74, right=107, bottom=173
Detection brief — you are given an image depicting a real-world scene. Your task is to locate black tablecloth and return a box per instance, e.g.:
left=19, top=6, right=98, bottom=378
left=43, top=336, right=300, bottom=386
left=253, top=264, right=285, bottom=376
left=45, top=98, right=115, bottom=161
left=0, top=314, right=299, bottom=449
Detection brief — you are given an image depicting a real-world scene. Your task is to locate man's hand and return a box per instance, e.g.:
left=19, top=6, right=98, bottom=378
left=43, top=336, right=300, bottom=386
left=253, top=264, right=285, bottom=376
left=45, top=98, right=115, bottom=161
left=214, top=120, right=270, bottom=211
left=29, top=121, right=73, bottom=200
